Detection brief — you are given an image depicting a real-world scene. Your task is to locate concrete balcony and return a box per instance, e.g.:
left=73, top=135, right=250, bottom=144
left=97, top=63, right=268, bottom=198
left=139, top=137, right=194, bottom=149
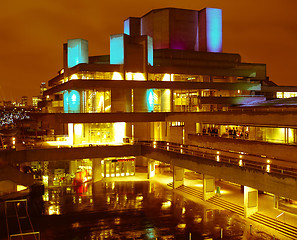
left=188, top=134, right=297, bottom=163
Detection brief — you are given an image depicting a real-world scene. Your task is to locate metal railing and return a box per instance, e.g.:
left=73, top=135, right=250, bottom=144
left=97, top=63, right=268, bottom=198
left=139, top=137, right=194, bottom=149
left=138, top=140, right=297, bottom=178
left=5, top=199, right=40, bottom=240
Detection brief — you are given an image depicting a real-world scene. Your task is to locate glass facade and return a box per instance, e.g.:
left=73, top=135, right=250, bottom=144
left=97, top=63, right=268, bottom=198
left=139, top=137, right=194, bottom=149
left=68, top=122, right=126, bottom=145
left=276, top=92, right=297, bottom=98
left=82, top=89, right=111, bottom=113
left=198, top=123, right=297, bottom=144
left=102, top=157, right=135, bottom=178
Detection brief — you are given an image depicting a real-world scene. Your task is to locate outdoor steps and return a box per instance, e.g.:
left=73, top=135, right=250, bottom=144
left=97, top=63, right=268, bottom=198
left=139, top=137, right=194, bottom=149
left=249, top=212, right=297, bottom=239
left=167, top=183, right=297, bottom=239
left=167, top=182, right=243, bottom=215
left=176, top=185, right=203, bottom=200
left=206, top=196, right=244, bottom=216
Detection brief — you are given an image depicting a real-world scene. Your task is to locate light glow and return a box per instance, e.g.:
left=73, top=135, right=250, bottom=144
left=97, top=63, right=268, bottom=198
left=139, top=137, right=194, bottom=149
left=17, top=185, right=27, bottom=192
left=162, top=74, right=174, bottom=81
left=239, top=159, right=243, bottom=167
left=182, top=207, right=186, bottom=214
left=147, top=35, right=153, bottom=66
left=74, top=124, right=83, bottom=144
left=110, top=34, right=124, bottom=64
left=124, top=19, right=130, bottom=35
left=147, top=89, right=154, bottom=111
left=162, top=201, right=172, bottom=208
left=63, top=91, right=69, bottom=113
left=266, top=165, right=271, bottom=173
left=126, top=72, right=146, bottom=80
left=69, top=90, right=80, bottom=113
left=48, top=205, right=60, bottom=215
left=68, top=39, right=88, bottom=68
left=68, top=123, right=74, bottom=145
left=112, top=72, right=123, bottom=80
left=70, top=74, right=79, bottom=80
left=114, top=122, right=126, bottom=143
left=206, top=8, right=222, bottom=52
left=42, top=175, right=48, bottom=186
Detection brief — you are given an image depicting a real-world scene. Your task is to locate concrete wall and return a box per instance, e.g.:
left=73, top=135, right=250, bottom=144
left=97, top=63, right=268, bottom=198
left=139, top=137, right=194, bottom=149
left=134, top=122, right=151, bottom=141
left=0, top=180, right=17, bottom=195
left=169, top=9, right=198, bottom=50
left=134, top=89, right=149, bottom=112
left=0, top=166, right=34, bottom=186
left=169, top=126, right=183, bottom=144
left=0, top=145, right=141, bottom=164
left=141, top=9, right=170, bottom=49
left=111, top=89, right=132, bottom=112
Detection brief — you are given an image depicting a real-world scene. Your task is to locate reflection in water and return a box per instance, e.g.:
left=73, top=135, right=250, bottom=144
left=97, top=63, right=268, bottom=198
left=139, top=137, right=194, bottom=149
left=33, top=181, right=272, bottom=239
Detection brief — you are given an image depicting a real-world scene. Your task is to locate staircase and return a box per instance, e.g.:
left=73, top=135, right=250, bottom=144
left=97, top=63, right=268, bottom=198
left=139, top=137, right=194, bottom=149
left=249, top=212, right=297, bottom=239
left=167, top=182, right=297, bottom=239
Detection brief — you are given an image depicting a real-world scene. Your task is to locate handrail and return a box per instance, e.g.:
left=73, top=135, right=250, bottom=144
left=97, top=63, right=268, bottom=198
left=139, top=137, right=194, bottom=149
left=13, top=203, right=23, bottom=240
left=5, top=199, right=40, bottom=240
left=10, top=232, right=40, bottom=240
left=138, top=140, right=297, bottom=178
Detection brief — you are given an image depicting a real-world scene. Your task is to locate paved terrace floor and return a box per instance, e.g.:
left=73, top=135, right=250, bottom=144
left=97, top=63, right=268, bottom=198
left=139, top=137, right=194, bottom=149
left=130, top=167, right=297, bottom=240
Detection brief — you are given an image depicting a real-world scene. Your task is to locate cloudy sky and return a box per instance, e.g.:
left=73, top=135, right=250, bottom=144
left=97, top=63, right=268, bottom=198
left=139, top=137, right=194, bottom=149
left=1, top=0, right=296, bottom=101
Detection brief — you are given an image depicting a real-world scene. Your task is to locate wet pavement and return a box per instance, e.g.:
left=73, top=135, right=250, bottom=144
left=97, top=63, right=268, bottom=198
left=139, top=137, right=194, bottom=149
left=19, top=178, right=276, bottom=240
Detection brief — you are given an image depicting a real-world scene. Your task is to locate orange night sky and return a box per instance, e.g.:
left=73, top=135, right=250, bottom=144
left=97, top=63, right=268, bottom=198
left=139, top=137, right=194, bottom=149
left=1, top=0, right=297, bottom=102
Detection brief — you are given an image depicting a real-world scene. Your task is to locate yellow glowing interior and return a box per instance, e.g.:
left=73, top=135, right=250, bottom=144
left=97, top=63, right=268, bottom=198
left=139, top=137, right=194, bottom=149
left=112, top=72, right=123, bottom=80
left=162, top=201, right=172, bottom=208
left=68, top=123, right=74, bottom=144
left=70, top=74, right=79, bottom=80
left=17, top=185, right=27, bottom=191
left=277, top=92, right=297, bottom=98
left=162, top=73, right=174, bottom=81
left=126, top=72, right=146, bottom=81
left=162, top=74, right=171, bottom=81
left=114, top=122, right=126, bottom=143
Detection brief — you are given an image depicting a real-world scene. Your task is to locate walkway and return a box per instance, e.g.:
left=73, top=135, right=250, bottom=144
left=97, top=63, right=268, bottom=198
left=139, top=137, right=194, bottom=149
left=161, top=171, right=297, bottom=240
left=106, top=169, right=297, bottom=239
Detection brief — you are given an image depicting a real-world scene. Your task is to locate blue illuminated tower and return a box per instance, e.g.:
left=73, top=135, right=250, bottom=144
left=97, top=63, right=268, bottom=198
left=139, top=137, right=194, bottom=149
left=67, top=39, right=89, bottom=68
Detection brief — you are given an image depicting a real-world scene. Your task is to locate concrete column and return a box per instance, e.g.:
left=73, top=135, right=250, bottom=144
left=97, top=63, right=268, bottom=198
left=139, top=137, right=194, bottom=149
left=111, top=88, right=131, bottom=112
left=135, top=156, right=148, bottom=167
left=147, top=159, right=155, bottom=179
left=134, top=122, right=151, bottom=141
left=173, top=166, right=184, bottom=189
left=244, top=186, right=258, bottom=218
left=274, top=195, right=279, bottom=209
left=184, top=121, right=196, bottom=145
left=149, top=181, right=154, bottom=193
left=69, top=160, right=77, bottom=177
left=134, top=89, right=149, bottom=112
left=161, top=89, right=171, bottom=112
left=203, top=174, right=216, bottom=200
left=203, top=208, right=214, bottom=223
left=42, top=161, right=49, bottom=187
left=125, top=122, right=132, bottom=140
left=92, top=158, right=102, bottom=182
left=172, top=192, right=183, bottom=219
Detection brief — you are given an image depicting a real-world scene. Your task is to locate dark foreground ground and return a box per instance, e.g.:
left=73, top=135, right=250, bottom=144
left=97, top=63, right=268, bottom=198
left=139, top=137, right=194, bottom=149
left=1, top=180, right=275, bottom=239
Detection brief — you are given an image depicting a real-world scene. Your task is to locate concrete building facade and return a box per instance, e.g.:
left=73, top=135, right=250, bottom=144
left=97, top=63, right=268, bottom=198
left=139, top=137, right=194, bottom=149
left=24, top=7, right=297, bottom=218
